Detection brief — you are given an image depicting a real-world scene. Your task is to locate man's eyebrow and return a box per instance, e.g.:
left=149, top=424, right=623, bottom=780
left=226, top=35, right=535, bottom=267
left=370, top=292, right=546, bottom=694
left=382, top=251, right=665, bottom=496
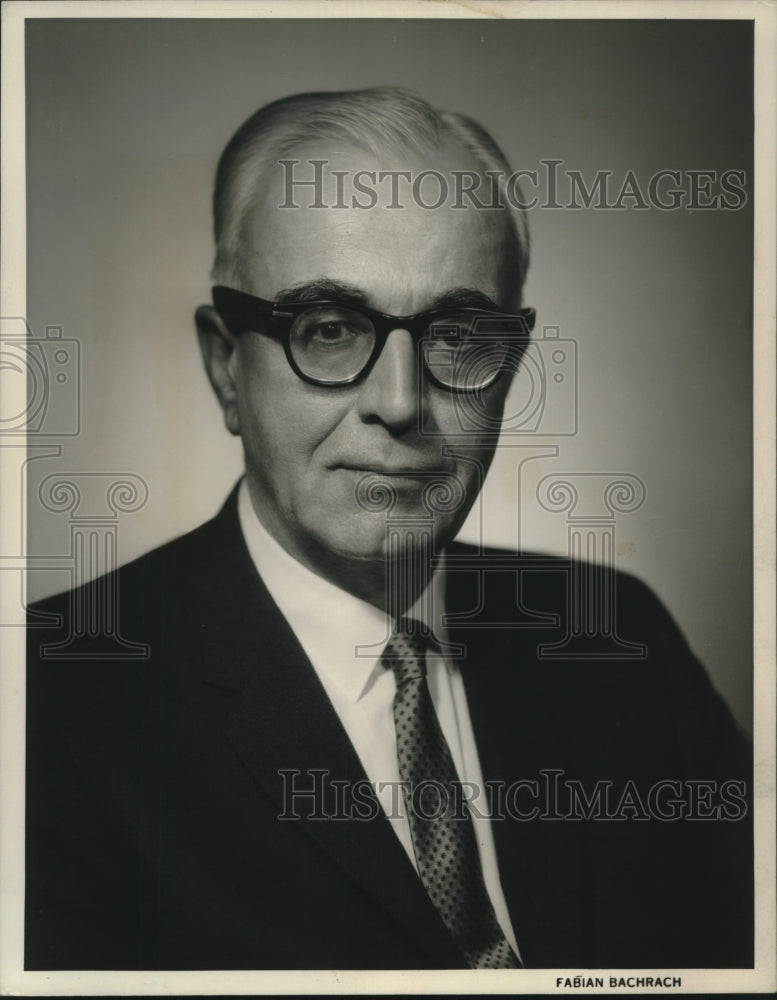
left=273, top=279, right=369, bottom=305
left=274, top=281, right=504, bottom=314
left=427, top=287, right=503, bottom=312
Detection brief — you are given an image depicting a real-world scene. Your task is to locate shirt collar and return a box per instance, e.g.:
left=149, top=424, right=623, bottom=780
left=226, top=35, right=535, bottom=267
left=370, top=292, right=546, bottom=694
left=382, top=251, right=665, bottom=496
left=237, top=479, right=446, bottom=703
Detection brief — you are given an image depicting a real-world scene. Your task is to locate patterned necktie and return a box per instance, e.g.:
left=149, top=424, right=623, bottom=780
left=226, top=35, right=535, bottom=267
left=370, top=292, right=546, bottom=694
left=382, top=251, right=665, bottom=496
left=383, top=617, right=520, bottom=969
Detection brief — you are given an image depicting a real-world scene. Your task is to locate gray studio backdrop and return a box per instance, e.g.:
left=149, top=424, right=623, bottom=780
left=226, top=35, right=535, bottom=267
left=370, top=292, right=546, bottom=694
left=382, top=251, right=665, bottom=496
left=23, top=18, right=753, bottom=731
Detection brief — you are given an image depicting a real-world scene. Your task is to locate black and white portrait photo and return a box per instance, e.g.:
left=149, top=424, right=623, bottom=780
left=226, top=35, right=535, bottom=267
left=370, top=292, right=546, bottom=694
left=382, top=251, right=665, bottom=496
left=1, top=2, right=774, bottom=995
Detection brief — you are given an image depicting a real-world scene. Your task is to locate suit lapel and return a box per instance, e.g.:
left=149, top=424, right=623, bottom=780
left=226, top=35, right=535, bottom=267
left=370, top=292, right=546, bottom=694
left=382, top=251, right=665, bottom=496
left=190, top=488, right=466, bottom=968
left=446, top=553, right=589, bottom=966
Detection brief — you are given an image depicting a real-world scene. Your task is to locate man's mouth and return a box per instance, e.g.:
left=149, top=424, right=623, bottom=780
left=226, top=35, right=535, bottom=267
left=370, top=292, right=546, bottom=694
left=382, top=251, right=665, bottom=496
left=334, top=463, right=445, bottom=476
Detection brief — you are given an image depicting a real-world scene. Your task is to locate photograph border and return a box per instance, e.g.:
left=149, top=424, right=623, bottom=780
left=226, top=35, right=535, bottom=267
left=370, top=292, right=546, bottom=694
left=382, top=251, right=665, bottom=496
left=1, top=1, right=774, bottom=995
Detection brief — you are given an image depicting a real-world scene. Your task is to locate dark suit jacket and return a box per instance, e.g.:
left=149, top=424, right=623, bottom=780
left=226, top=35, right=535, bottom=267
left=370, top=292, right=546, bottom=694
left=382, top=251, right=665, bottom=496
left=26, top=486, right=753, bottom=970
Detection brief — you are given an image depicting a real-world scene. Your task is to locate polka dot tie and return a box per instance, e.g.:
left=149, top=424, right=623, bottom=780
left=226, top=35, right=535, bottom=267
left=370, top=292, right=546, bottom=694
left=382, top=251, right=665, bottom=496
left=383, top=617, right=520, bottom=969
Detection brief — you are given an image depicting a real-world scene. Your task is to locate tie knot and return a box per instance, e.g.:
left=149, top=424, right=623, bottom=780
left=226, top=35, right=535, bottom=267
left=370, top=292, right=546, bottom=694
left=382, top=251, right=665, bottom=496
left=383, top=617, right=430, bottom=685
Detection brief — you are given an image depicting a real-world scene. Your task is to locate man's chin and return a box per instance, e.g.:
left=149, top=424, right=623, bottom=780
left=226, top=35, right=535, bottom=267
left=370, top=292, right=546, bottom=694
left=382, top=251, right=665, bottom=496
left=312, top=513, right=458, bottom=565
left=301, top=522, right=446, bottom=611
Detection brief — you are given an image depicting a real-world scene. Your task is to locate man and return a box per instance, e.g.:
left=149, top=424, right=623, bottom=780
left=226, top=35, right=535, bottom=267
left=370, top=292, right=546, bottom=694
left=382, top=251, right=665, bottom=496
left=26, top=87, right=752, bottom=971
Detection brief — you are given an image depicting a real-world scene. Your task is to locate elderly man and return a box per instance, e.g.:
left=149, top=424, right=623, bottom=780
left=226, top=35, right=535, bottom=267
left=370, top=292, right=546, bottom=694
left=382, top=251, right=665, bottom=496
left=26, top=88, right=752, bottom=971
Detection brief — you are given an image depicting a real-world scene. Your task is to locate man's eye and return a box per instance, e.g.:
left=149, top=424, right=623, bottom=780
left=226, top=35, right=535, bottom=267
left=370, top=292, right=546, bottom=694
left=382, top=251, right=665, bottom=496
left=291, top=306, right=375, bottom=353
left=309, top=322, right=358, bottom=345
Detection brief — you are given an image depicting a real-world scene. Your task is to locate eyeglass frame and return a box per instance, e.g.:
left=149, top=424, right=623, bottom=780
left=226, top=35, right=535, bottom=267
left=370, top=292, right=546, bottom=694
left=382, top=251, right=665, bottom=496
left=212, top=285, right=536, bottom=392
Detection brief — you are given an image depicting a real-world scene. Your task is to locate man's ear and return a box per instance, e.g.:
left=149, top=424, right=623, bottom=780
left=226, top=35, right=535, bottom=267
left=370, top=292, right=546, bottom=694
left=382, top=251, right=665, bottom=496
left=195, top=305, right=241, bottom=436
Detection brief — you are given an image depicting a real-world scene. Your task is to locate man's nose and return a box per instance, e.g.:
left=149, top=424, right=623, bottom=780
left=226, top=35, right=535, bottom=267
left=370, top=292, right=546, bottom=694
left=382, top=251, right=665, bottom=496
left=356, top=328, right=420, bottom=432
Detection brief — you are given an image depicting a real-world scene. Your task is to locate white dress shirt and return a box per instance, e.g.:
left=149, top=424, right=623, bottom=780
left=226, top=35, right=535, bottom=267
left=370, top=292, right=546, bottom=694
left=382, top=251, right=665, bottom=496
left=237, top=480, right=520, bottom=957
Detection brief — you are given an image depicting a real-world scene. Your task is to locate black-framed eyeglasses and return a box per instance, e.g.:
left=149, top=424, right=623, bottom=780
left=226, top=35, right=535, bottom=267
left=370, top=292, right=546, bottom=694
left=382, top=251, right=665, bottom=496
left=212, top=285, right=536, bottom=392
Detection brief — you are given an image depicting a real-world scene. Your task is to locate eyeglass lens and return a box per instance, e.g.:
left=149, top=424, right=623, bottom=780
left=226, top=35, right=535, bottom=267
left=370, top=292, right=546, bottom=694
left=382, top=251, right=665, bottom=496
left=290, top=305, right=376, bottom=383
left=289, top=306, right=521, bottom=389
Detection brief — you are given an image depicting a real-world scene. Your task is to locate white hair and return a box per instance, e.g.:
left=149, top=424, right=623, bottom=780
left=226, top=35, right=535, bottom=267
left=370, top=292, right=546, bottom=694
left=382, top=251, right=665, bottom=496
left=211, top=86, right=530, bottom=299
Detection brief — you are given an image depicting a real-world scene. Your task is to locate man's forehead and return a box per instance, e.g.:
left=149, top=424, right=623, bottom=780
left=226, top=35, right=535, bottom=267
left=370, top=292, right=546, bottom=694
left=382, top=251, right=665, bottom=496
left=243, top=140, right=514, bottom=311
left=249, top=211, right=511, bottom=313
